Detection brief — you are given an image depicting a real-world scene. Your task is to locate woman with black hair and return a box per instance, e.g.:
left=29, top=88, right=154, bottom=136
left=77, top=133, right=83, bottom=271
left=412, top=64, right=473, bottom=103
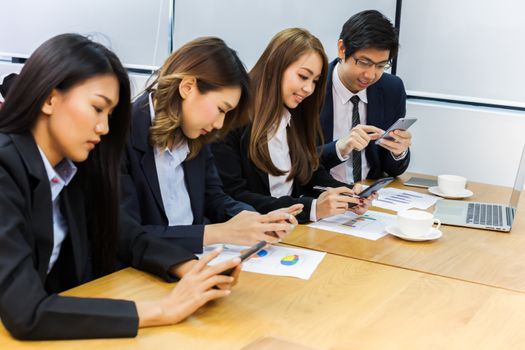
left=0, top=33, right=240, bottom=340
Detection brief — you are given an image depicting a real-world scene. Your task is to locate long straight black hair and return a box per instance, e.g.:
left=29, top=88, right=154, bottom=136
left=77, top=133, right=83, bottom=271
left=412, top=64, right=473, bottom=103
left=0, top=33, right=131, bottom=275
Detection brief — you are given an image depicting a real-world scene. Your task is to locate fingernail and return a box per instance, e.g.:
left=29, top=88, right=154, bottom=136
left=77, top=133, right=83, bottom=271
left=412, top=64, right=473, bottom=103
left=233, top=257, right=241, bottom=264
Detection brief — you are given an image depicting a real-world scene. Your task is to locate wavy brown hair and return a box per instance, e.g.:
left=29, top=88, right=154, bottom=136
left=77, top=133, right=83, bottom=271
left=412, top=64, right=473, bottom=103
left=146, top=37, right=250, bottom=159
left=248, top=28, right=328, bottom=185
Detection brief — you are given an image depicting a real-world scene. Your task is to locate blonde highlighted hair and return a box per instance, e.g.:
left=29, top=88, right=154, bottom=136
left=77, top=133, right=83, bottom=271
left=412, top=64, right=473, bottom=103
left=146, top=37, right=250, bottom=158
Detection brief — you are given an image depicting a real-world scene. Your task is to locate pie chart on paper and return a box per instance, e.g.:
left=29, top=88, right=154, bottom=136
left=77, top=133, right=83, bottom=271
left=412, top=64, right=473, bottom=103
left=280, top=254, right=299, bottom=266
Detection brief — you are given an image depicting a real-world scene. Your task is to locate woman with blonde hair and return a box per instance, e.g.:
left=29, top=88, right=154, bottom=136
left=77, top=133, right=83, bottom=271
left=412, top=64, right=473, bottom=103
left=212, top=28, right=375, bottom=223
left=121, top=37, right=299, bottom=253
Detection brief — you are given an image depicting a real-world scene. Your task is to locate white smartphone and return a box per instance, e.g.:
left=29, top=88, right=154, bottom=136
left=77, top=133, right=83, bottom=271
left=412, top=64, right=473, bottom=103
left=375, top=118, right=417, bottom=144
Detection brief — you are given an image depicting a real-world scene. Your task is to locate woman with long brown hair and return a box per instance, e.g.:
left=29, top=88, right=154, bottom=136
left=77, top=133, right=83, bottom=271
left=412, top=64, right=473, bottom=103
left=121, top=37, right=299, bottom=253
left=212, top=28, right=375, bottom=223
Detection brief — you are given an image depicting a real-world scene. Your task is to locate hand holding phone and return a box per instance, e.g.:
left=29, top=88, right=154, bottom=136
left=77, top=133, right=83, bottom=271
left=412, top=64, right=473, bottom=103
left=219, top=241, right=267, bottom=276
left=355, top=177, right=394, bottom=198
left=313, top=177, right=393, bottom=208
left=375, top=118, right=417, bottom=145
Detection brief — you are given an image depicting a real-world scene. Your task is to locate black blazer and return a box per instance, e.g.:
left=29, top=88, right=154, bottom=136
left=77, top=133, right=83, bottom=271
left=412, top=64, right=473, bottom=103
left=120, top=93, right=253, bottom=253
left=319, top=59, right=410, bottom=179
left=211, top=125, right=351, bottom=224
left=0, top=132, right=196, bottom=340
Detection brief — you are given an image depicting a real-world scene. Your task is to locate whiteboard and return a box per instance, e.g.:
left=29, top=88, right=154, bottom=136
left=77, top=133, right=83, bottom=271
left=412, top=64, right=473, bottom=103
left=397, top=0, right=525, bottom=108
left=0, top=0, right=171, bottom=69
left=172, top=0, right=396, bottom=69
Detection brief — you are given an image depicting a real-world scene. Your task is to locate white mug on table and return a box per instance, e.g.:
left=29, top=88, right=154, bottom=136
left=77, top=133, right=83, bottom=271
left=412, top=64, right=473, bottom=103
left=437, top=175, right=467, bottom=195
left=397, top=209, right=441, bottom=237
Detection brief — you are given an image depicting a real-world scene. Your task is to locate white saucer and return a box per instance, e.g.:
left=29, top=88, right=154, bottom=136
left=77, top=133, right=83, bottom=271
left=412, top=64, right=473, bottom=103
left=428, top=186, right=473, bottom=199
left=385, top=225, right=442, bottom=242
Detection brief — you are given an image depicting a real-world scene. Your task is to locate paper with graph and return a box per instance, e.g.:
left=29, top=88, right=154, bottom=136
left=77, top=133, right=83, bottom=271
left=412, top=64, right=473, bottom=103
left=308, top=210, right=396, bottom=240
left=373, top=187, right=439, bottom=212
left=199, top=244, right=326, bottom=280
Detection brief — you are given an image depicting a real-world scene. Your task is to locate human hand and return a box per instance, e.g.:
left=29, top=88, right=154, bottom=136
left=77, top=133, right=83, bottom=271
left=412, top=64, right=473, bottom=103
left=377, top=129, right=412, bottom=156
left=336, top=124, right=384, bottom=158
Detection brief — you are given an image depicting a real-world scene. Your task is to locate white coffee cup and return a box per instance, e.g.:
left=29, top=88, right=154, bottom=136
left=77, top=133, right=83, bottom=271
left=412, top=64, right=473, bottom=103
left=437, top=174, right=467, bottom=195
left=397, top=209, right=441, bottom=237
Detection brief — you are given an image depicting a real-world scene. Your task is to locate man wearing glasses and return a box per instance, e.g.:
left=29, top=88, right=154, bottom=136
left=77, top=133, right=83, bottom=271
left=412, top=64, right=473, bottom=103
left=319, top=10, right=412, bottom=184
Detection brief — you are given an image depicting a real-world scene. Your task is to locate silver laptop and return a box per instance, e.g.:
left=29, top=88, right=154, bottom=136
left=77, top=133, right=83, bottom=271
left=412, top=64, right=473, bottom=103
left=434, top=145, right=525, bottom=232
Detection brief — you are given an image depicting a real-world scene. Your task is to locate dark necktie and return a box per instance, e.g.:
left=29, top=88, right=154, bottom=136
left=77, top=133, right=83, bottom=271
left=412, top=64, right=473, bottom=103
left=350, top=95, right=361, bottom=183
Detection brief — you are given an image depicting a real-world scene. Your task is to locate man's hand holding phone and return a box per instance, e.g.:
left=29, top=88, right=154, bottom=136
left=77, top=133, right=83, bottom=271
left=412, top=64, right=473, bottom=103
left=377, top=129, right=412, bottom=156
left=374, top=118, right=416, bottom=156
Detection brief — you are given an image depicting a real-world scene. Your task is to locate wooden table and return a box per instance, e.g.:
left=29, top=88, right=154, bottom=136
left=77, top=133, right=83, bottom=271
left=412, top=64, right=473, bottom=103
left=3, top=254, right=525, bottom=349
left=283, top=173, right=525, bottom=292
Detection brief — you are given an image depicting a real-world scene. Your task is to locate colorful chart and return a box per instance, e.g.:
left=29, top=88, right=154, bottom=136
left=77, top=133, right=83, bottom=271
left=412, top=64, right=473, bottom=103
left=240, top=248, right=269, bottom=258
left=280, top=254, right=299, bottom=266
left=343, top=214, right=377, bottom=228
left=254, top=249, right=268, bottom=258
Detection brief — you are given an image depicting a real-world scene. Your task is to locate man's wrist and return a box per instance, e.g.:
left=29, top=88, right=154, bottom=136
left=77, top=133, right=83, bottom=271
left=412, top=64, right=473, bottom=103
left=335, top=139, right=351, bottom=160
left=391, top=149, right=408, bottom=161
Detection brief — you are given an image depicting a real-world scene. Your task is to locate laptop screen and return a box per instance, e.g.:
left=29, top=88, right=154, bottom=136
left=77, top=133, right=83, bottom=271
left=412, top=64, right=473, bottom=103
left=509, top=144, right=525, bottom=211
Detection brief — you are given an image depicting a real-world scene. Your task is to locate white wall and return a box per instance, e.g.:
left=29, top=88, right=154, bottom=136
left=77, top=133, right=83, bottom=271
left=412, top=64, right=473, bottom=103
left=406, top=99, right=525, bottom=188
left=0, top=0, right=170, bottom=69
left=397, top=0, right=525, bottom=109
left=173, top=0, right=396, bottom=69
left=1, top=61, right=151, bottom=100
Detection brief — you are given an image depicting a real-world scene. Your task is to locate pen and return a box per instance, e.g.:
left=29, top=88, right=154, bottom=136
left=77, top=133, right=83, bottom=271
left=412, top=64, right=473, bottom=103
left=312, top=185, right=361, bottom=198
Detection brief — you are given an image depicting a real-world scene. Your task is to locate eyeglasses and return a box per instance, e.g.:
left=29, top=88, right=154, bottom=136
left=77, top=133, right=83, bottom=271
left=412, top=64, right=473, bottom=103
left=351, top=55, right=391, bottom=71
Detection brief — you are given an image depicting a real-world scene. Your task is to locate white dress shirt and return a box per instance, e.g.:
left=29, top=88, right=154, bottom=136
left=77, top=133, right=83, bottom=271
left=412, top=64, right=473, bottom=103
left=331, top=62, right=370, bottom=184
left=267, top=110, right=318, bottom=221
left=150, top=93, right=194, bottom=226
left=37, top=147, right=77, bottom=274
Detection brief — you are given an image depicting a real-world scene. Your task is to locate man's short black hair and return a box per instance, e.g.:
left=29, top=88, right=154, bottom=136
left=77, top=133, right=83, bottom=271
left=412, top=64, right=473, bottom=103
left=339, top=10, right=399, bottom=61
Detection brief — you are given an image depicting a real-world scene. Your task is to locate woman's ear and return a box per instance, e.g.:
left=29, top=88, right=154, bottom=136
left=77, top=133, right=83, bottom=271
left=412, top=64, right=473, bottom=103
left=41, top=89, right=59, bottom=116
left=178, top=76, right=197, bottom=100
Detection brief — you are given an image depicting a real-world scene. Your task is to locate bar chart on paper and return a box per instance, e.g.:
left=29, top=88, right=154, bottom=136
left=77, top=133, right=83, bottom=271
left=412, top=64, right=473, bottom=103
left=308, top=210, right=396, bottom=240
left=373, top=187, right=439, bottom=212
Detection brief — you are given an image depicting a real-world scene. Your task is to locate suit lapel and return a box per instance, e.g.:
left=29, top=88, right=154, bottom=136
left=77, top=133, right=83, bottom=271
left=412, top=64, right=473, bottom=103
left=242, top=127, right=270, bottom=193
left=60, top=179, right=87, bottom=282
left=182, top=159, right=202, bottom=223
left=131, top=93, right=165, bottom=212
left=320, top=60, right=338, bottom=141
left=11, top=132, right=54, bottom=279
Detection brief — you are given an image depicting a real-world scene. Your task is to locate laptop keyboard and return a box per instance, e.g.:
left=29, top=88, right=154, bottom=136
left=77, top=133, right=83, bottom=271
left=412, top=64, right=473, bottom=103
left=466, top=203, right=504, bottom=226
left=507, top=207, right=515, bottom=226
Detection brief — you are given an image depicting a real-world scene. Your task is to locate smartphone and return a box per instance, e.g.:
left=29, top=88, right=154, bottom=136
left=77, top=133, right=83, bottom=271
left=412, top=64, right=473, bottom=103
left=374, top=118, right=417, bottom=144
left=313, top=177, right=393, bottom=208
left=219, top=241, right=267, bottom=276
left=404, top=176, right=438, bottom=189
left=347, top=177, right=394, bottom=207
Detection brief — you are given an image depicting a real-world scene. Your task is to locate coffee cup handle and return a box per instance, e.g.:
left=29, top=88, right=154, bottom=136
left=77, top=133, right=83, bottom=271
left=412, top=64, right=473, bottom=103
left=432, top=219, right=441, bottom=230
